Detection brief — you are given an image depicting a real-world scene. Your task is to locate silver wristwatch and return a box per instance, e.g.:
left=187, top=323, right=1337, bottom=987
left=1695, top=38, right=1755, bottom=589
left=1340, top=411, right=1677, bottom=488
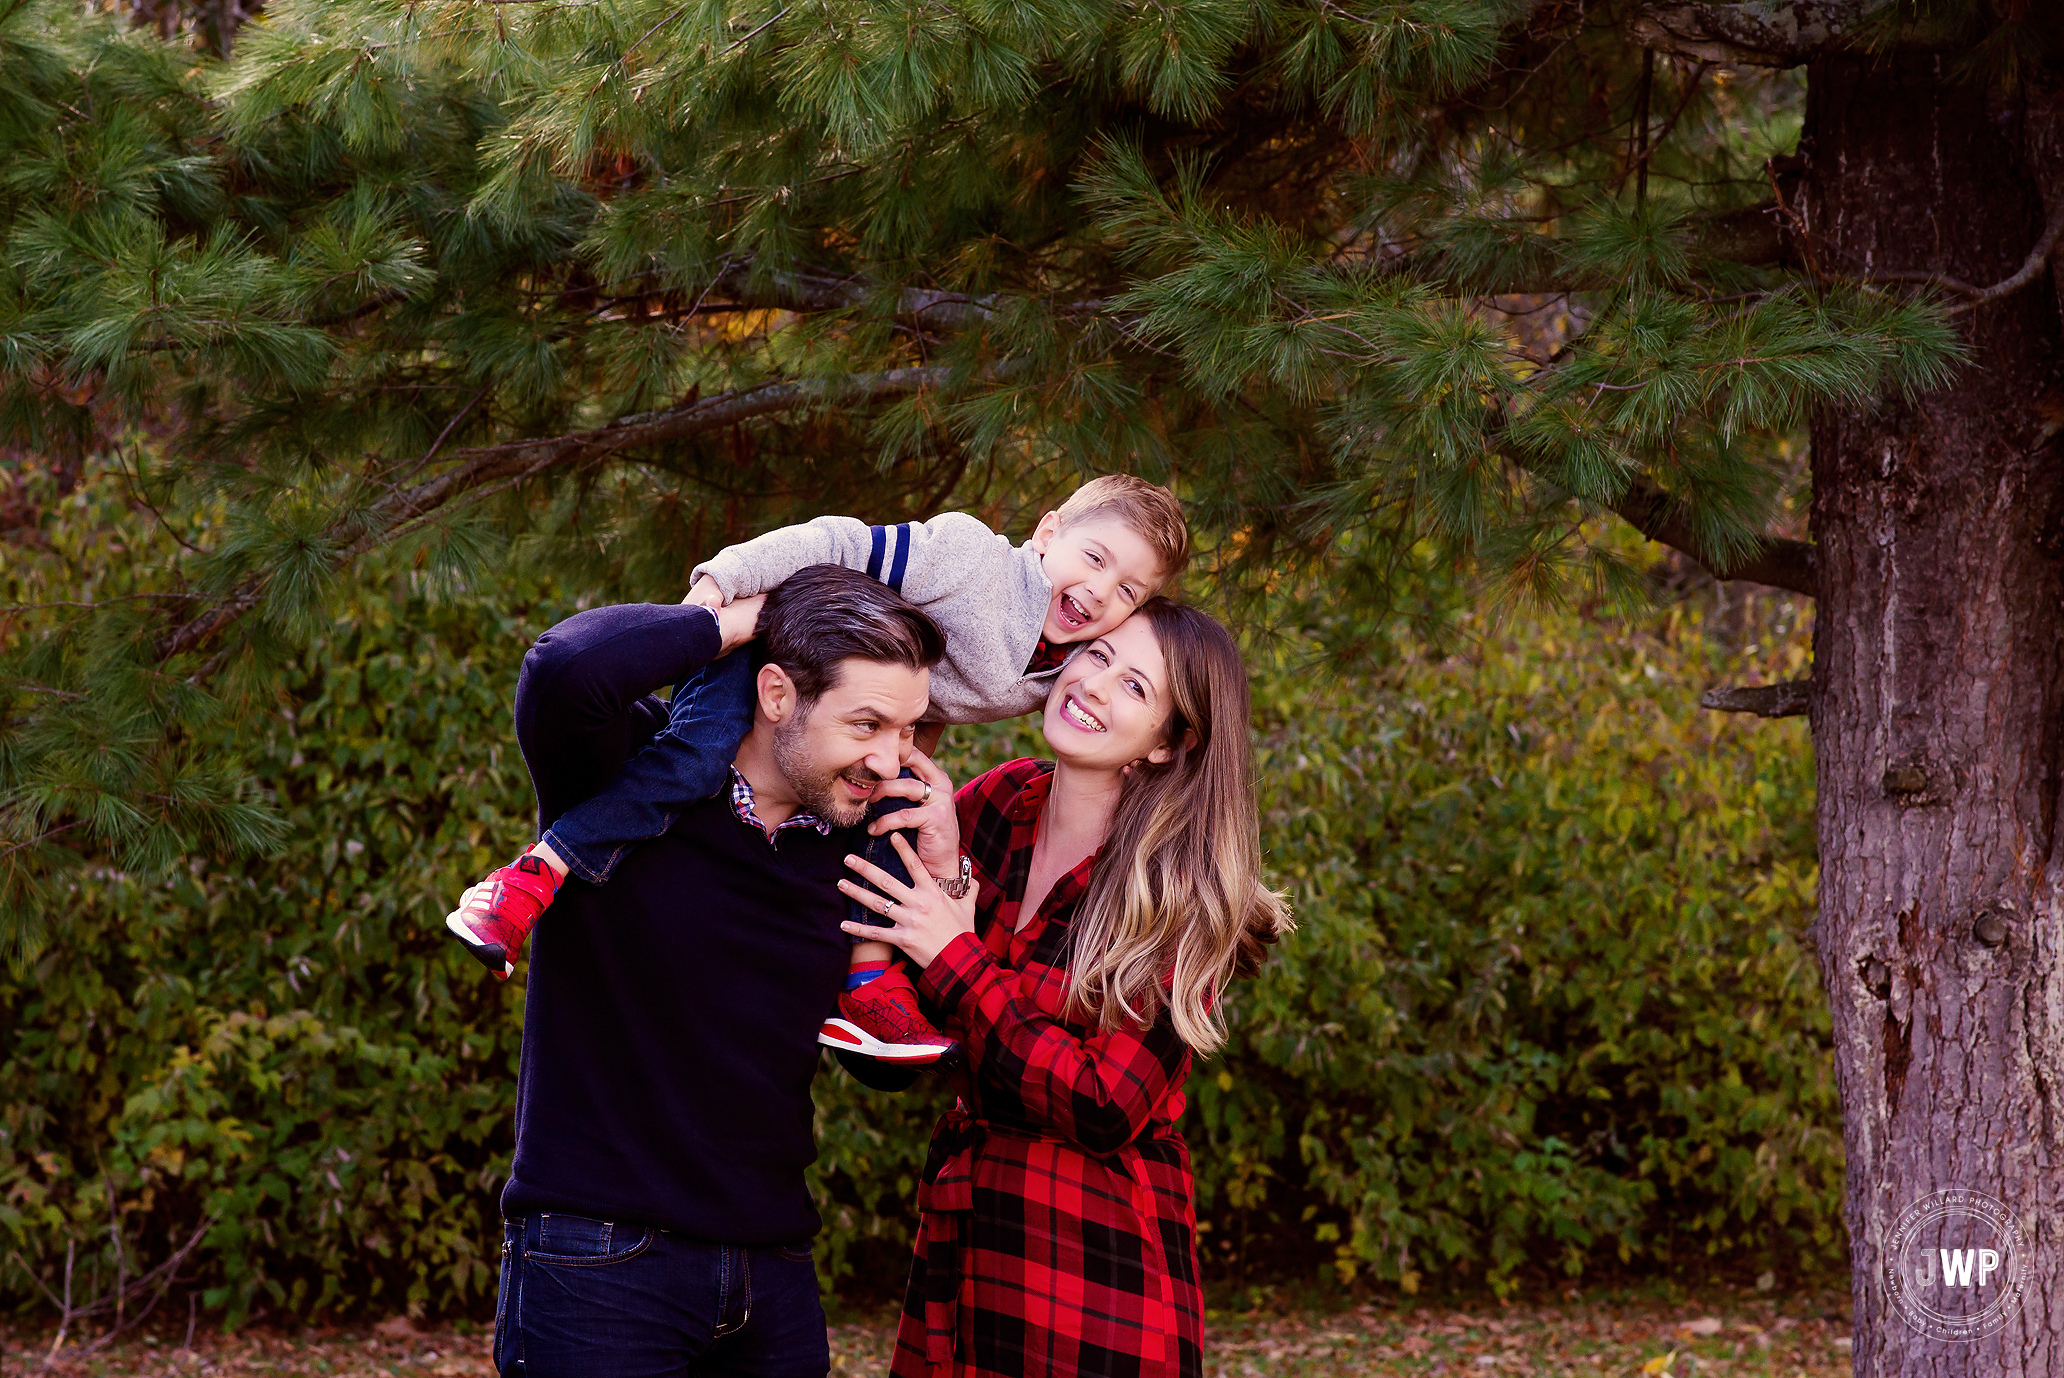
left=933, top=854, right=974, bottom=899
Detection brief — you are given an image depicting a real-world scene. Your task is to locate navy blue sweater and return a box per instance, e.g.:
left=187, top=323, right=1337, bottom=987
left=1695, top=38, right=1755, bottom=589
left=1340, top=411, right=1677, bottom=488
left=499, top=602, right=868, bottom=1243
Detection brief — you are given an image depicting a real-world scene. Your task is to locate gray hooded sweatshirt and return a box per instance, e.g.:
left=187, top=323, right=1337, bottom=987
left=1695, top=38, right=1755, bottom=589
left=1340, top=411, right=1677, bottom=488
left=690, top=513, right=1061, bottom=724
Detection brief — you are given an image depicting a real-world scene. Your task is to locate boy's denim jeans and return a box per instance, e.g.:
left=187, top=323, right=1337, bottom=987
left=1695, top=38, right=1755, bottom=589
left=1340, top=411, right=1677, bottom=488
left=539, top=649, right=918, bottom=929
left=541, top=652, right=758, bottom=885
left=494, top=1213, right=827, bottom=1377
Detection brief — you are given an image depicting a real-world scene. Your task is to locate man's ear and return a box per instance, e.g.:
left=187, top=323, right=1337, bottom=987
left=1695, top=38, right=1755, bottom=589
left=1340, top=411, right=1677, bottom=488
left=1029, top=510, right=1063, bottom=554
left=756, top=662, right=795, bottom=723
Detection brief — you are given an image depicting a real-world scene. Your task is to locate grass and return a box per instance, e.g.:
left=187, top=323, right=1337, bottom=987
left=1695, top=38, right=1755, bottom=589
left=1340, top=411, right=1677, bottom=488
left=1, top=1288, right=1853, bottom=1377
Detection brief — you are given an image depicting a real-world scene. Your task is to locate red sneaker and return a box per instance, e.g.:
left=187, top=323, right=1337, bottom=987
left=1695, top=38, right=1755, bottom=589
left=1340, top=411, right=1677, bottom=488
left=817, top=971, right=957, bottom=1064
left=446, top=855, right=561, bottom=979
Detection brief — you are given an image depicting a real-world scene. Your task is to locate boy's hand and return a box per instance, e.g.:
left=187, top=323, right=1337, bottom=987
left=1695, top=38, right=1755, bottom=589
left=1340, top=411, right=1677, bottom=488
left=715, top=594, right=765, bottom=655
left=870, top=750, right=961, bottom=880
left=683, top=575, right=726, bottom=609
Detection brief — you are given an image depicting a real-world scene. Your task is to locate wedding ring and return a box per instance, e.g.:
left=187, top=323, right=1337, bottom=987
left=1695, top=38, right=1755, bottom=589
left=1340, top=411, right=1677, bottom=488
left=883, top=899, right=898, bottom=918
left=920, top=782, right=933, bottom=805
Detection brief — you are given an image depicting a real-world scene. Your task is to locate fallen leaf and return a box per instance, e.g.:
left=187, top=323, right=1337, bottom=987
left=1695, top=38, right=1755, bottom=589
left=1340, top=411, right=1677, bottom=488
left=1679, top=1317, right=1724, bottom=1337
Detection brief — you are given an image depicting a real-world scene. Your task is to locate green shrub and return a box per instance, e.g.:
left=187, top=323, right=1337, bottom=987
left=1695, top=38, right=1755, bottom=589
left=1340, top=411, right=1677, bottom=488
left=1204, top=603, right=1838, bottom=1295
left=0, top=558, right=1837, bottom=1323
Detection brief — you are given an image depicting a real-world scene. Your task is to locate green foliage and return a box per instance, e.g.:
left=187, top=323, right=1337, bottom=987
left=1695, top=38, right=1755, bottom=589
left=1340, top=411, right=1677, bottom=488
left=3, top=0, right=2045, bottom=941
left=1, top=496, right=537, bottom=1323
left=1210, top=587, right=1837, bottom=1295
left=1, top=476, right=1836, bottom=1322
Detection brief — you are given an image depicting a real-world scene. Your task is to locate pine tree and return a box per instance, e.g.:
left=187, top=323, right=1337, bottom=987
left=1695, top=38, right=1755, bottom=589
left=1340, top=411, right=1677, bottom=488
left=1, top=0, right=2058, bottom=1368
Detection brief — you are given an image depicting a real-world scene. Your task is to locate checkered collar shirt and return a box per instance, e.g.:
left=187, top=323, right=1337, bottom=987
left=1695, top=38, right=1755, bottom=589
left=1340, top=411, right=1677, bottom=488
left=728, top=767, right=833, bottom=840
left=1022, top=636, right=1070, bottom=677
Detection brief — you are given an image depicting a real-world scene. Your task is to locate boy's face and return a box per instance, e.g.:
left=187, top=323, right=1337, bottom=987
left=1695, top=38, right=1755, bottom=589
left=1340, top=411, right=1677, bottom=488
left=1029, top=513, right=1167, bottom=645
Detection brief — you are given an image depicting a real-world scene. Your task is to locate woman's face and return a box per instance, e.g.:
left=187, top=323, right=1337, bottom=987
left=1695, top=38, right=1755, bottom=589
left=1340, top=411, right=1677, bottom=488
left=1041, top=616, right=1176, bottom=774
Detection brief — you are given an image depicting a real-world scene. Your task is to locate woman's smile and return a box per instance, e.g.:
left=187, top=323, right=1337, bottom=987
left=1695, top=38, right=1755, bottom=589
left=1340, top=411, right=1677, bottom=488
left=1060, top=694, right=1107, bottom=733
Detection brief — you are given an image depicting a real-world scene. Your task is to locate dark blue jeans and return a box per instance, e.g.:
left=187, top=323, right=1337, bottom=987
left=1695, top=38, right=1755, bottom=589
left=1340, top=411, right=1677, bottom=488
left=494, top=1214, right=829, bottom=1377
left=541, top=652, right=758, bottom=885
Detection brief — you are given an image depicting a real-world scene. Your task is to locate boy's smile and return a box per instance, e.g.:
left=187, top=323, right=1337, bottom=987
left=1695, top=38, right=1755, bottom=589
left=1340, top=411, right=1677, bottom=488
left=1030, top=514, right=1167, bottom=645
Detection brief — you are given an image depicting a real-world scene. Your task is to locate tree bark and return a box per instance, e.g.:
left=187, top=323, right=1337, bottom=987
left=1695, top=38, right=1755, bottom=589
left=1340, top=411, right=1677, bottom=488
left=1804, top=51, right=2064, bottom=1377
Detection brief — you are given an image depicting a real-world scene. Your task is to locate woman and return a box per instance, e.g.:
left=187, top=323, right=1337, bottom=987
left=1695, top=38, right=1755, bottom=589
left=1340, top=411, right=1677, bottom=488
left=840, top=598, right=1292, bottom=1378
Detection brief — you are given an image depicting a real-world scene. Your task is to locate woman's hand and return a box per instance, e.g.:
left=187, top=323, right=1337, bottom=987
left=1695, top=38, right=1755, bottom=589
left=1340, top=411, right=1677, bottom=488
left=840, top=831, right=976, bottom=969
left=867, top=749, right=961, bottom=879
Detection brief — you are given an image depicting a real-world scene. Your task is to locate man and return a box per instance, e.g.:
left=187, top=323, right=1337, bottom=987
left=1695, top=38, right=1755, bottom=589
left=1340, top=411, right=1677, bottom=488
left=487, top=565, right=949, bottom=1376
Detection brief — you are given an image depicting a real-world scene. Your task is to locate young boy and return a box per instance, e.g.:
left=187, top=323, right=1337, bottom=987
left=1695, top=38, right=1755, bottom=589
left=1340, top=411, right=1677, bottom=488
left=447, top=474, right=1188, bottom=1062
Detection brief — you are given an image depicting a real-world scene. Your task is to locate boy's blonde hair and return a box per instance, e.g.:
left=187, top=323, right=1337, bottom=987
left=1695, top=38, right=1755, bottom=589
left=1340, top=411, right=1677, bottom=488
left=1053, top=475, right=1190, bottom=584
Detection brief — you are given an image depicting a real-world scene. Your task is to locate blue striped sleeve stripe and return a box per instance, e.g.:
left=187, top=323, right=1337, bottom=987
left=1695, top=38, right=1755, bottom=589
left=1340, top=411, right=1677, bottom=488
left=864, top=523, right=912, bottom=591
left=866, top=524, right=888, bottom=581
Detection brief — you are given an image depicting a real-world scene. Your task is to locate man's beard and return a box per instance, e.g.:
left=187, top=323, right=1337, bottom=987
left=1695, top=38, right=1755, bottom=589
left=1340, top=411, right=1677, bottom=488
left=772, top=710, right=881, bottom=827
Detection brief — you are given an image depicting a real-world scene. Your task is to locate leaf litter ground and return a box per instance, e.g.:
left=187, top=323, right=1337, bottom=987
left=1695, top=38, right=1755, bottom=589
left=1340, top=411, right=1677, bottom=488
left=2, top=1288, right=1851, bottom=1376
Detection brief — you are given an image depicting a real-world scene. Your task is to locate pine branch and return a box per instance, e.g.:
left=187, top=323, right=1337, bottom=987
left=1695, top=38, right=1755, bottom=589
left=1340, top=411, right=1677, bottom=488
left=1865, top=202, right=2064, bottom=314
left=153, top=365, right=963, bottom=662
left=1629, top=2, right=1896, bottom=67
left=1394, top=203, right=1798, bottom=294
left=701, top=263, right=1062, bottom=330
left=1700, top=680, right=1811, bottom=717
left=1609, top=475, right=1817, bottom=597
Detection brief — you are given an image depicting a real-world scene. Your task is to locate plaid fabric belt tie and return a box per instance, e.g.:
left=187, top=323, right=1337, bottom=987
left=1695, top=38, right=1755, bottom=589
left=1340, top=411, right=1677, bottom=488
left=915, top=1104, right=988, bottom=1368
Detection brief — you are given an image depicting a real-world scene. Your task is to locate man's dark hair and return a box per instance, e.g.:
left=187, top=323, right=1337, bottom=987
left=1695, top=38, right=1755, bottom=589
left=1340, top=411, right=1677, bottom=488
left=755, top=564, right=946, bottom=705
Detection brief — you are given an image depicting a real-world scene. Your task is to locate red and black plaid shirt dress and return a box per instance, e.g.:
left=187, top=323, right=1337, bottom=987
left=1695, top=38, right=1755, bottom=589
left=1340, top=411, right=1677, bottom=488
left=893, top=757, right=1204, bottom=1378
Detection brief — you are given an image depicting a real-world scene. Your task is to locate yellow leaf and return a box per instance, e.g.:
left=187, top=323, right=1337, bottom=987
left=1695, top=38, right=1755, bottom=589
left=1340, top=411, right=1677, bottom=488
left=1641, top=1352, right=1676, bottom=1375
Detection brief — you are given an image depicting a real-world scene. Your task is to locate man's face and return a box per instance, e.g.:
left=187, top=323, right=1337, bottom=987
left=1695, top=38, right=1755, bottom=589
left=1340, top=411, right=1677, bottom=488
left=771, top=659, right=933, bottom=826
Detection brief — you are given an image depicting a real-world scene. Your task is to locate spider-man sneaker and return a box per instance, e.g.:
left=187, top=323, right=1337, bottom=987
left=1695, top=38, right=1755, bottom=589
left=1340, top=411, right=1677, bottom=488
left=817, top=970, right=957, bottom=1064
left=445, top=855, right=561, bottom=979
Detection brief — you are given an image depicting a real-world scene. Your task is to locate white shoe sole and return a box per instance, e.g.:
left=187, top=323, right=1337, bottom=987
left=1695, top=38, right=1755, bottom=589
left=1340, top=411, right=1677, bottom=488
left=446, top=910, right=516, bottom=979
left=817, top=1018, right=952, bottom=1064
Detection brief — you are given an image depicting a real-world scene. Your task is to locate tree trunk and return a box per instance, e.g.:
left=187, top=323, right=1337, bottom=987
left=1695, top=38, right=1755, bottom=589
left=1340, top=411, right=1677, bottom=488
left=1804, top=51, right=2064, bottom=1378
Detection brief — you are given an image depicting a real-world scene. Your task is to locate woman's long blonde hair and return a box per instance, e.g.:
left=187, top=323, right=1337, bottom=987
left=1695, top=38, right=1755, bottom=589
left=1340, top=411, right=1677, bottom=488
left=1062, top=600, right=1292, bottom=1053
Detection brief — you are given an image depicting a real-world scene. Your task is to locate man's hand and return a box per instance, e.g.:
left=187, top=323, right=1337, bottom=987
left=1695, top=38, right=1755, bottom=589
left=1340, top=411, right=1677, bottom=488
left=715, top=594, right=765, bottom=655
left=839, top=833, right=977, bottom=970
left=869, top=751, right=961, bottom=880
left=682, top=575, right=726, bottom=609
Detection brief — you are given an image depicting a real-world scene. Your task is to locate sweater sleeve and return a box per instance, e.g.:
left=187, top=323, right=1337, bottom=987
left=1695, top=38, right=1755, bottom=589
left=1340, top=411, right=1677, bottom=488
left=691, top=515, right=882, bottom=600
left=916, top=932, right=1190, bottom=1157
left=691, top=511, right=1022, bottom=606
